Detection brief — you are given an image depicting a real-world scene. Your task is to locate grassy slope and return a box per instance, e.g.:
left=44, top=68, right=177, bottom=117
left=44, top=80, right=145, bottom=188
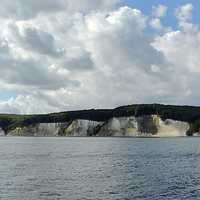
left=1, top=104, right=200, bottom=135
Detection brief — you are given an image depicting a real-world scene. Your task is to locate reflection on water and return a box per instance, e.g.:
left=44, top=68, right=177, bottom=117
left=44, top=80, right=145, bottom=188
left=0, top=137, right=200, bottom=199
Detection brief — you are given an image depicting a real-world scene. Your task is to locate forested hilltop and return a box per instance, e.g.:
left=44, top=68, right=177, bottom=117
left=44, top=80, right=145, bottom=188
left=1, top=104, right=200, bottom=135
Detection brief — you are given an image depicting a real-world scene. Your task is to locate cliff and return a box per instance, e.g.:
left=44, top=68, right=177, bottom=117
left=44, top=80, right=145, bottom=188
left=1, top=104, right=200, bottom=136
left=4, top=115, right=190, bottom=137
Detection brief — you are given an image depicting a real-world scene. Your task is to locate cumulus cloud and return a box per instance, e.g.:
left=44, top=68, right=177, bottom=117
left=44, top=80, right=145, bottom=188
left=152, top=5, right=200, bottom=105
left=150, top=18, right=163, bottom=30
left=0, top=57, right=80, bottom=90
left=150, top=4, right=168, bottom=31
left=0, top=0, right=119, bottom=20
left=63, top=51, right=94, bottom=71
left=0, top=2, right=200, bottom=114
left=152, top=4, right=168, bottom=18
left=0, top=95, right=59, bottom=114
left=175, top=3, right=193, bottom=22
left=175, top=3, right=196, bottom=32
left=6, top=23, right=65, bottom=57
left=0, top=0, right=67, bottom=19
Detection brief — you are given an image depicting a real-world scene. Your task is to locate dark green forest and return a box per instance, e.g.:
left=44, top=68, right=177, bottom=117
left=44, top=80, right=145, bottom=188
left=1, top=104, right=200, bottom=135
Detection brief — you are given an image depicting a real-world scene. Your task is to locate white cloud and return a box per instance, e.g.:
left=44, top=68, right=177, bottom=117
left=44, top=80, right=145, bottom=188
left=150, top=18, right=163, bottom=30
left=153, top=28, right=200, bottom=74
left=152, top=21, right=200, bottom=105
left=151, top=65, right=161, bottom=73
left=0, top=95, right=58, bottom=114
left=0, top=0, right=119, bottom=20
left=175, top=3, right=193, bottom=22
left=152, top=4, right=168, bottom=18
left=175, top=4, right=195, bottom=31
left=6, top=22, right=65, bottom=57
left=0, top=2, right=200, bottom=114
left=150, top=4, right=168, bottom=31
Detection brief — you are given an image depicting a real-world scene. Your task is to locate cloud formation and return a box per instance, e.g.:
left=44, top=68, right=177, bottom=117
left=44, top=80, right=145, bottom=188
left=152, top=4, right=168, bottom=18
left=0, top=1, right=199, bottom=114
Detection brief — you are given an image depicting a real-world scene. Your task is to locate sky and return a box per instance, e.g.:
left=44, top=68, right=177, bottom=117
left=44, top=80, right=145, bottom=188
left=0, top=0, right=199, bottom=114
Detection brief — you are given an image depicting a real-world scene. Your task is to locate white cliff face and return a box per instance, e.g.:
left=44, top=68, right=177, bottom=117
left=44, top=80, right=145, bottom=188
left=7, top=123, right=69, bottom=136
left=156, top=118, right=189, bottom=137
left=36, top=123, right=65, bottom=136
left=7, top=120, right=102, bottom=136
left=0, top=128, right=5, bottom=136
left=65, top=120, right=103, bottom=136
left=97, top=115, right=189, bottom=137
left=97, top=117, right=138, bottom=136
left=5, top=115, right=190, bottom=137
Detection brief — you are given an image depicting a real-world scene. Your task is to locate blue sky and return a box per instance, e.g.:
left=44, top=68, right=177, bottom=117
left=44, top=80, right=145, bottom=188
left=0, top=92, right=17, bottom=101
left=120, top=0, right=200, bottom=28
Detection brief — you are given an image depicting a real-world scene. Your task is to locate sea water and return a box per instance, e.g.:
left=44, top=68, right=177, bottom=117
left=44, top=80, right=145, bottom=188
left=0, top=137, right=200, bottom=200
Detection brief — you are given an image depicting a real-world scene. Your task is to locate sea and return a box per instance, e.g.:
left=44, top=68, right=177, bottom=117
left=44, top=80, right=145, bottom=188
left=0, top=137, right=200, bottom=200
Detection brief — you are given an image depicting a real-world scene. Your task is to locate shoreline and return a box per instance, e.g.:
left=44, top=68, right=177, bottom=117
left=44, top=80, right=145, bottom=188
left=1, top=135, right=197, bottom=138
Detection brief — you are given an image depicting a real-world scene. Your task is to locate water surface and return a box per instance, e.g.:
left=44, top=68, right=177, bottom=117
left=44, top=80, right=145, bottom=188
left=0, top=137, right=200, bottom=199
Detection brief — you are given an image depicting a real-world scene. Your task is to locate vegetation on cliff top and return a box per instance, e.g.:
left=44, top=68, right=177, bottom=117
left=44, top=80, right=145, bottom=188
left=1, top=104, right=200, bottom=135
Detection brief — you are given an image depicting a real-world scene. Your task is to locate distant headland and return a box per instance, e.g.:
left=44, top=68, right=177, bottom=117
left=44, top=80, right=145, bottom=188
left=1, top=104, right=200, bottom=137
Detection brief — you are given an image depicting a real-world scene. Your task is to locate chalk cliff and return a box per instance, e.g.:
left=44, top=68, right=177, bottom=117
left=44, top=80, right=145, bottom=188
left=0, top=128, right=5, bottom=136
left=5, top=115, right=189, bottom=137
left=7, top=123, right=68, bottom=136
left=96, top=115, right=189, bottom=137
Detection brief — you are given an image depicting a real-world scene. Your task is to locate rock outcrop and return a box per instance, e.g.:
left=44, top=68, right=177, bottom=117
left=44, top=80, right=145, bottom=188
left=5, top=115, right=189, bottom=137
left=62, top=120, right=102, bottom=136
left=97, top=115, right=189, bottom=137
left=0, top=128, right=5, bottom=136
left=7, top=123, right=69, bottom=136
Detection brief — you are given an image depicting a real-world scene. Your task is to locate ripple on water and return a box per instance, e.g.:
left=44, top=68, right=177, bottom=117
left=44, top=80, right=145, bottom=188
left=0, top=137, right=200, bottom=200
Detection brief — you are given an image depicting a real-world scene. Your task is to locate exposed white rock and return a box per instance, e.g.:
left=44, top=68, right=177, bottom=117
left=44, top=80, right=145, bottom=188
left=8, top=123, right=69, bottom=136
left=7, top=120, right=102, bottom=136
left=6, top=115, right=190, bottom=137
left=97, top=115, right=189, bottom=137
left=97, top=116, right=138, bottom=136
left=65, top=120, right=103, bottom=136
left=157, top=118, right=189, bottom=137
left=0, top=128, right=5, bottom=136
left=36, top=123, right=66, bottom=136
left=193, top=133, right=200, bottom=137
